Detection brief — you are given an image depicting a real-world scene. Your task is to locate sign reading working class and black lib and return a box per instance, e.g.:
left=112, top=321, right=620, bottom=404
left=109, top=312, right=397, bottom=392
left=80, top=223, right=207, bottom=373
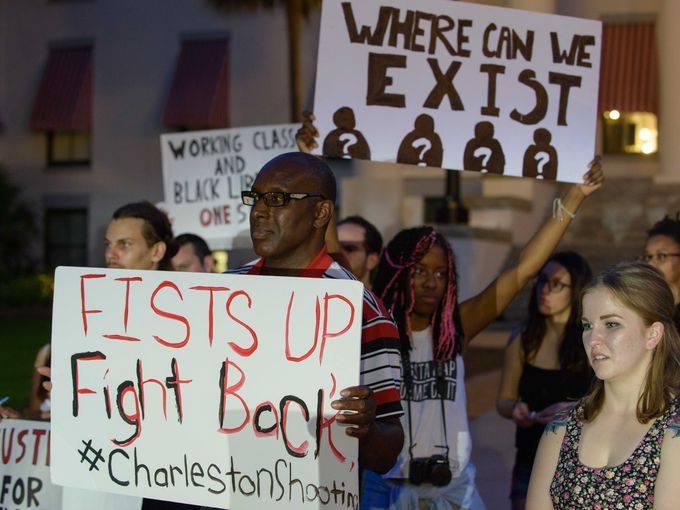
left=313, top=0, right=602, bottom=183
left=50, top=267, right=362, bottom=509
left=1, top=420, right=62, bottom=510
left=161, top=124, right=300, bottom=249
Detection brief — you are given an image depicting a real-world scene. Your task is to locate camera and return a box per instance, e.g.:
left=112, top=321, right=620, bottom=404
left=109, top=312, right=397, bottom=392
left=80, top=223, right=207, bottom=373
left=408, top=455, right=452, bottom=486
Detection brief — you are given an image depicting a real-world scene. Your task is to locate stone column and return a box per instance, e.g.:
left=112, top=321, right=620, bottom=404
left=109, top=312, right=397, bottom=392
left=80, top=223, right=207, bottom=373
left=656, top=0, right=680, bottom=183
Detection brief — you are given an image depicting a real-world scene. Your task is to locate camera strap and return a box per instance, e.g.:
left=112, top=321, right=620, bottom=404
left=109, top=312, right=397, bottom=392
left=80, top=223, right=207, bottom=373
left=402, top=352, right=451, bottom=462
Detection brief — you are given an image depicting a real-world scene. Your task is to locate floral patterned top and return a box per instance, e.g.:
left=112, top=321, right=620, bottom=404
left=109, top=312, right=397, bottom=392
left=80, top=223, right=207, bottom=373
left=549, top=398, right=680, bottom=509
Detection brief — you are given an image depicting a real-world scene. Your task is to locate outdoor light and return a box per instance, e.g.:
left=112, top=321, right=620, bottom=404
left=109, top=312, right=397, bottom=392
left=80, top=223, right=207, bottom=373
left=608, top=110, right=621, bottom=120
left=641, top=141, right=656, bottom=154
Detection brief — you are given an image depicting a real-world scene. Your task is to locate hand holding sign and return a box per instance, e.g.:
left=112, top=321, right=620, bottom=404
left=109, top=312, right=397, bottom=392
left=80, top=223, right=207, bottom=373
left=332, top=385, right=376, bottom=439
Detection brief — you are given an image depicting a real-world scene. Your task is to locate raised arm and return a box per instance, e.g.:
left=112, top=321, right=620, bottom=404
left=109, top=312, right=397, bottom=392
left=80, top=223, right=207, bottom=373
left=459, top=159, right=603, bottom=342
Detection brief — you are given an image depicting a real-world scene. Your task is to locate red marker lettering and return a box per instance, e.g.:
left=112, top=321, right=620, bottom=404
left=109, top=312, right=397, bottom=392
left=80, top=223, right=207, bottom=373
left=150, top=281, right=191, bottom=348
left=104, top=277, right=142, bottom=342
left=80, top=274, right=105, bottom=335
left=280, top=396, right=310, bottom=458
left=284, top=291, right=320, bottom=363
left=320, top=293, right=355, bottom=364
left=71, top=351, right=107, bottom=417
left=190, top=286, right=229, bottom=346
left=226, top=290, right=258, bottom=357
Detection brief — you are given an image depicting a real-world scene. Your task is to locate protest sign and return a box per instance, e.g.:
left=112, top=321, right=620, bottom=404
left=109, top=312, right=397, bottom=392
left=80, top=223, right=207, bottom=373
left=313, top=0, right=602, bottom=183
left=62, top=487, right=141, bottom=510
left=161, top=124, right=300, bottom=249
left=49, top=267, right=363, bottom=509
left=1, top=420, right=62, bottom=510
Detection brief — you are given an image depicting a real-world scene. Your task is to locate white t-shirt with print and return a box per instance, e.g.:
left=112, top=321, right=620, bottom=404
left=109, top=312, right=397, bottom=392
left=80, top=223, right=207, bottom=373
left=386, top=326, right=471, bottom=479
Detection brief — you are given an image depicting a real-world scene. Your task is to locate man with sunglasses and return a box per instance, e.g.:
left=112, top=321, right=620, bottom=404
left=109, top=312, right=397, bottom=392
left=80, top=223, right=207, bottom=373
left=236, top=152, right=404, bottom=474
left=336, top=216, right=384, bottom=289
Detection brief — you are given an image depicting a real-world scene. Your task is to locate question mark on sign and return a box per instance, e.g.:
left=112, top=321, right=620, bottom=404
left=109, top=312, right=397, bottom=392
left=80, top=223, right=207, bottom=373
left=534, top=151, right=550, bottom=179
left=412, top=137, right=432, bottom=167
left=473, top=147, right=492, bottom=173
left=339, top=133, right=358, bottom=159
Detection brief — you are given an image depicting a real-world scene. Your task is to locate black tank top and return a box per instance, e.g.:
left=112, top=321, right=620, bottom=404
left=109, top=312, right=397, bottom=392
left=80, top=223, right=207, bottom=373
left=515, top=363, right=591, bottom=463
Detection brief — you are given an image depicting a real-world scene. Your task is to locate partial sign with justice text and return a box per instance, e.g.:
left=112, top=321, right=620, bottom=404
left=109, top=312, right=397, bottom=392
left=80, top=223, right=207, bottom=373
left=50, top=267, right=362, bottom=509
left=313, top=0, right=602, bottom=183
left=1, top=420, right=62, bottom=510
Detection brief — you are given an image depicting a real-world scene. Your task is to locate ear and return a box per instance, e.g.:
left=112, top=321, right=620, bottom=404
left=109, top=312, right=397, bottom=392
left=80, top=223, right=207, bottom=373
left=150, top=241, right=167, bottom=264
left=366, top=252, right=380, bottom=271
left=203, top=255, right=215, bottom=273
left=645, top=321, right=664, bottom=350
left=313, top=200, right=334, bottom=230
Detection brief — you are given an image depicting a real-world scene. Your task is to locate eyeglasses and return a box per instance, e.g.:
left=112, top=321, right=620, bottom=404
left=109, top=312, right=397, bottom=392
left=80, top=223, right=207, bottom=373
left=639, top=252, right=680, bottom=264
left=413, top=266, right=448, bottom=282
left=241, top=191, right=326, bottom=208
left=536, top=274, right=571, bottom=293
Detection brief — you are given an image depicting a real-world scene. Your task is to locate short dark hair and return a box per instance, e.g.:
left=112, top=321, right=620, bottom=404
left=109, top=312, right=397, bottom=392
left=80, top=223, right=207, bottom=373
left=648, top=214, right=680, bottom=245
left=338, top=215, right=383, bottom=255
left=175, top=233, right=212, bottom=260
left=112, top=201, right=177, bottom=270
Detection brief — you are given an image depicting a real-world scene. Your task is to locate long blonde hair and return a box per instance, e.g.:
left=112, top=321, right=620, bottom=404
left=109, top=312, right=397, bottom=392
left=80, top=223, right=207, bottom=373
left=581, top=262, right=680, bottom=423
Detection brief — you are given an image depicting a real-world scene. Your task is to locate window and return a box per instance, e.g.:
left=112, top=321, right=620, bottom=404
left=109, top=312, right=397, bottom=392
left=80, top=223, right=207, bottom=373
left=602, top=111, right=658, bottom=155
left=599, top=21, right=657, bottom=156
left=47, top=132, right=91, bottom=165
left=163, top=37, right=230, bottom=130
left=44, top=208, right=88, bottom=268
left=30, top=44, right=93, bottom=166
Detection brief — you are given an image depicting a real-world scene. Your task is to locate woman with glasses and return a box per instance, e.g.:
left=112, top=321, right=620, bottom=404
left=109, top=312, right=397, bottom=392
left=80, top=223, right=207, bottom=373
left=496, top=252, right=593, bottom=510
left=642, top=215, right=680, bottom=330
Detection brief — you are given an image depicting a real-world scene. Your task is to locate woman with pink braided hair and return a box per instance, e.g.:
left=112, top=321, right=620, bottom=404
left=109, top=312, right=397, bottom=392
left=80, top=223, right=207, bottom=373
left=360, top=161, right=604, bottom=510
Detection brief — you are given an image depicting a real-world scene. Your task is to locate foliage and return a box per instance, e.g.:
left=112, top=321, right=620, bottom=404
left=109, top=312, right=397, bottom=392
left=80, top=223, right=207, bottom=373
left=0, top=166, right=37, bottom=276
left=0, top=273, right=54, bottom=307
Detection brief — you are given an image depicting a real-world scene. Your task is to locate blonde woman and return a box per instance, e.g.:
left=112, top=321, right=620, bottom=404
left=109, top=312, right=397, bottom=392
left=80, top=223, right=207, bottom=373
left=527, top=263, right=680, bottom=509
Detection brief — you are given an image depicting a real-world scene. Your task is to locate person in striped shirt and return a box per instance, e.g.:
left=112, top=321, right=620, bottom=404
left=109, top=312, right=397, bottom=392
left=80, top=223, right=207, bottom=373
left=232, top=151, right=404, bottom=474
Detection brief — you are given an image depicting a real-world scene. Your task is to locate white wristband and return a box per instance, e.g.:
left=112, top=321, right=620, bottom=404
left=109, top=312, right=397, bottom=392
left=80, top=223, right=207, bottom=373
left=552, top=198, right=575, bottom=222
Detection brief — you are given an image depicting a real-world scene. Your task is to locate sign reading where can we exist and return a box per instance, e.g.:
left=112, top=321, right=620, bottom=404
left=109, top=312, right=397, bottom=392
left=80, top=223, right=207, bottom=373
left=313, top=0, right=602, bottom=183
left=49, top=267, right=363, bottom=509
left=161, top=124, right=299, bottom=248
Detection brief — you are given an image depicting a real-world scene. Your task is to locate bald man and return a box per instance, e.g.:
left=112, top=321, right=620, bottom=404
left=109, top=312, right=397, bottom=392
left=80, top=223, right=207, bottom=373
left=233, top=152, right=404, bottom=473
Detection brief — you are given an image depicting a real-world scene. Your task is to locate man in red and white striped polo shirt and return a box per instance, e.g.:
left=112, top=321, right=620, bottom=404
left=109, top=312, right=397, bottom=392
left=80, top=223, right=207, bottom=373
left=231, top=151, right=404, bottom=474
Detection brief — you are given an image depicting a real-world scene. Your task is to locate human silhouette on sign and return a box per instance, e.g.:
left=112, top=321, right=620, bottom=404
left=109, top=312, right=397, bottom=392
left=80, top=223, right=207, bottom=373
left=463, top=121, right=505, bottom=174
left=396, top=114, right=444, bottom=168
left=523, top=128, right=558, bottom=180
left=322, top=107, right=371, bottom=160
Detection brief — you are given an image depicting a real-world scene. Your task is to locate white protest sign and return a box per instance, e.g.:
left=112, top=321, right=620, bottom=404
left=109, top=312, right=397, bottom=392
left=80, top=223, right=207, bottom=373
left=313, top=0, right=601, bottom=183
left=62, top=487, right=141, bottom=510
left=0, top=420, right=62, bottom=510
left=50, top=267, right=362, bottom=509
left=161, top=124, right=300, bottom=249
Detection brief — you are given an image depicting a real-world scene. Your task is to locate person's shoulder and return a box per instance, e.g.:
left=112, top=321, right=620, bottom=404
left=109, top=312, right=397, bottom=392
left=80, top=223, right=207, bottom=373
left=224, top=259, right=259, bottom=275
left=544, top=402, right=579, bottom=437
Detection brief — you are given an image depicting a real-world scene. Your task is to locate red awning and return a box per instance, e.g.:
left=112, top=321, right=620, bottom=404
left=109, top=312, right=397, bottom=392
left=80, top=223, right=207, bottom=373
left=163, top=38, right=230, bottom=129
left=599, top=22, right=658, bottom=114
left=30, top=46, right=93, bottom=132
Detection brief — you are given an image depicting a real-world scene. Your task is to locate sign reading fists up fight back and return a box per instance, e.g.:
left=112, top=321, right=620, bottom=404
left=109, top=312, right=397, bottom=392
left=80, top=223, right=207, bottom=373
left=313, top=0, right=602, bottom=183
left=49, top=267, right=363, bottom=509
